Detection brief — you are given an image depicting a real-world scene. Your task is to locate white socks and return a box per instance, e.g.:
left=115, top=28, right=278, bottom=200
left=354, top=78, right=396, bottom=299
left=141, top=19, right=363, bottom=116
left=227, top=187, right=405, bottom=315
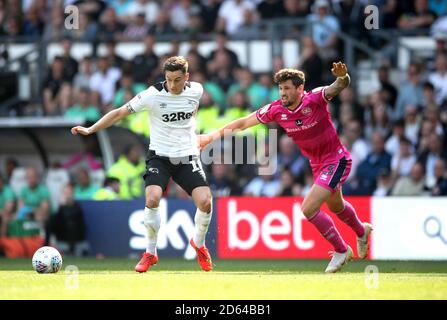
left=193, top=207, right=212, bottom=248
left=144, top=207, right=160, bottom=254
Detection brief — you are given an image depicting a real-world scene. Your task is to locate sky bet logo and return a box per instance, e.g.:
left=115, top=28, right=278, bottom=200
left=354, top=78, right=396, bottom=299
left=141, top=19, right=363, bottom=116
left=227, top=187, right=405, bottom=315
left=128, top=199, right=197, bottom=259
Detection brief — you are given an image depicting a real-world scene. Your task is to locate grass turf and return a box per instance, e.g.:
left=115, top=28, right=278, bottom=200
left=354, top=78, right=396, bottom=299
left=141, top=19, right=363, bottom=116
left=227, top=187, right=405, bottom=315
left=1, top=258, right=446, bottom=299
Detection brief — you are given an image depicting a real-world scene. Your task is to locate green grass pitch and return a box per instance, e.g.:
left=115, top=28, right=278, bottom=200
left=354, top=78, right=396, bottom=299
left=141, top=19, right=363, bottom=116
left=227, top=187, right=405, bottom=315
left=1, top=258, right=446, bottom=299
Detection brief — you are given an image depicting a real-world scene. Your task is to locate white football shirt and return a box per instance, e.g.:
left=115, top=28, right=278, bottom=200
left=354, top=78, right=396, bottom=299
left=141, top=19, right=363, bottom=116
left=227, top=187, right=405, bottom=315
left=126, top=81, right=203, bottom=157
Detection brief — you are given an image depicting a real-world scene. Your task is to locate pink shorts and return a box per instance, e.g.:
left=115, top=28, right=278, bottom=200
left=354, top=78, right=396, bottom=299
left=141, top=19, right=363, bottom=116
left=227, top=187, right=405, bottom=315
left=311, top=156, right=352, bottom=193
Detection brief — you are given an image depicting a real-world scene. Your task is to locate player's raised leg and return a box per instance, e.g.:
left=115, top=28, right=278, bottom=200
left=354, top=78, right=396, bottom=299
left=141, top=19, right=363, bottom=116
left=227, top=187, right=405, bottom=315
left=326, top=189, right=373, bottom=259
left=301, top=184, right=352, bottom=273
left=190, top=186, right=213, bottom=271
left=135, top=185, right=162, bottom=273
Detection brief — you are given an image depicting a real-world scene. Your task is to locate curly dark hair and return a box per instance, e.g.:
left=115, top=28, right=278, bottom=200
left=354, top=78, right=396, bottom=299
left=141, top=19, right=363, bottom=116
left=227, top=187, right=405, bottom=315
left=274, top=69, right=305, bottom=87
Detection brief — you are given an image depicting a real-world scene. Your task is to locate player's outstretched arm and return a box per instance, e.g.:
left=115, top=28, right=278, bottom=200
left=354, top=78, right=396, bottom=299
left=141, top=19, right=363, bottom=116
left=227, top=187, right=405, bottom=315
left=324, top=61, right=351, bottom=101
left=198, top=111, right=260, bottom=150
left=70, top=105, right=131, bottom=136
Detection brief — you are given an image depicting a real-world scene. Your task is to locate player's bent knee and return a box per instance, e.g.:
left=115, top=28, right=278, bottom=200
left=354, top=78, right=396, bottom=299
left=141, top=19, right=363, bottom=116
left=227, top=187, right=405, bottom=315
left=301, top=202, right=319, bottom=219
left=197, top=196, right=212, bottom=213
left=146, top=196, right=161, bottom=208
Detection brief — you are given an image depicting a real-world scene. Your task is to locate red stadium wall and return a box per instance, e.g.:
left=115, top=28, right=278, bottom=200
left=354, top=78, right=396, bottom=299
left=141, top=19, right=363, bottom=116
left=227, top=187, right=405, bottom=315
left=217, top=197, right=371, bottom=259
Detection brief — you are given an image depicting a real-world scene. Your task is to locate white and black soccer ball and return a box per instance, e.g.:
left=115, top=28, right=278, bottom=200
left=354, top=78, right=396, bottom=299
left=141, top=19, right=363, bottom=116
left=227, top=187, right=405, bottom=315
left=32, top=246, right=63, bottom=274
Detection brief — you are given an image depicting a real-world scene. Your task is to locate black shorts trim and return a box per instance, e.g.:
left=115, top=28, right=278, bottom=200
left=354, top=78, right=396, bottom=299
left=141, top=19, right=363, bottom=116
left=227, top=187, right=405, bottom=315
left=329, top=157, right=348, bottom=189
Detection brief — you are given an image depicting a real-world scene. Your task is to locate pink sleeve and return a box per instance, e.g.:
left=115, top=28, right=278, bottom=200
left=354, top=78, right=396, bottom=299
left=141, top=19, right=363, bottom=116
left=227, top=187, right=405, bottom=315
left=256, top=104, right=274, bottom=123
left=311, top=86, right=331, bottom=104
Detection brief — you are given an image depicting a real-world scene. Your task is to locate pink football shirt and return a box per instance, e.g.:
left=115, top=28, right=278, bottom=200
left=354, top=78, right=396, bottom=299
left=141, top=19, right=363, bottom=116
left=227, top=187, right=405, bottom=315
left=256, top=86, right=350, bottom=165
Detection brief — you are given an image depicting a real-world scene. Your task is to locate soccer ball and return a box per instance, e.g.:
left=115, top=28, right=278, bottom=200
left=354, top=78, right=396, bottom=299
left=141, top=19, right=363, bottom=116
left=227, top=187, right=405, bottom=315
left=32, top=246, right=63, bottom=274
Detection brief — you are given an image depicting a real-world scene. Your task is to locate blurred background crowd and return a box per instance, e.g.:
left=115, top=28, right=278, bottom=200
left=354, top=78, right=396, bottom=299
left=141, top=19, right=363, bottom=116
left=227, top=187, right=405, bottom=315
left=0, top=0, right=447, bottom=250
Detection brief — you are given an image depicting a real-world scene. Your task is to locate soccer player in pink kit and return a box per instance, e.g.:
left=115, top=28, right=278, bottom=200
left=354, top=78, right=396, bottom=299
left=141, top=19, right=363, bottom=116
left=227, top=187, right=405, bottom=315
left=199, top=62, right=372, bottom=273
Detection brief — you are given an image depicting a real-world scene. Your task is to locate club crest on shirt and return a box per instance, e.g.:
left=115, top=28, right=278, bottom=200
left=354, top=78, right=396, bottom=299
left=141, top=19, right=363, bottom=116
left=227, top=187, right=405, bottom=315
left=301, top=107, right=312, bottom=115
left=295, top=119, right=303, bottom=126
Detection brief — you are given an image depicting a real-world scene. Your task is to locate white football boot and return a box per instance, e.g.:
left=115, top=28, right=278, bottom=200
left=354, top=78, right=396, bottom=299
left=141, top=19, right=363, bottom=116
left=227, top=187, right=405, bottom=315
left=325, top=245, right=353, bottom=273
left=357, top=223, right=373, bottom=259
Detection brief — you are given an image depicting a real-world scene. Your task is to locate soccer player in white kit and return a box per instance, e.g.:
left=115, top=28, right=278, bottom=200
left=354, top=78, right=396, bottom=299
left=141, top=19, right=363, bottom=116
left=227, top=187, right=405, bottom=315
left=71, top=56, right=213, bottom=272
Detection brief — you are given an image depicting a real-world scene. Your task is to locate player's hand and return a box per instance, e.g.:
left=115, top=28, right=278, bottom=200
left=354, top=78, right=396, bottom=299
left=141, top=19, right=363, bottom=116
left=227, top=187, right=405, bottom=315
left=198, top=133, right=213, bottom=151
left=71, top=126, right=92, bottom=136
left=331, top=61, right=348, bottom=78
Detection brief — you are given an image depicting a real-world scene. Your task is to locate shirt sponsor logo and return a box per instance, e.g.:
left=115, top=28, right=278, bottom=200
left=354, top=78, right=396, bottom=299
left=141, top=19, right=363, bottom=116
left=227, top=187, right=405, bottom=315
left=302, top=107, right=312, bottom=115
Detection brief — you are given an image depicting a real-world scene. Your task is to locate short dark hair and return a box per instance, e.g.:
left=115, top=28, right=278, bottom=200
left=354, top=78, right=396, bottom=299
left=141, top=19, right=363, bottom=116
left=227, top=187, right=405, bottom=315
left=163, top=56, right=188, bottom=74
left=274, top=69, right=305, bottom=87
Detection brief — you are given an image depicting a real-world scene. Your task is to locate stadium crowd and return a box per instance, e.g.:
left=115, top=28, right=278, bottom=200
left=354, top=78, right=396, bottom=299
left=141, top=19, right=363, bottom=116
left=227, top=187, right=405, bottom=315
left=1, top=0, right=447, bottom=246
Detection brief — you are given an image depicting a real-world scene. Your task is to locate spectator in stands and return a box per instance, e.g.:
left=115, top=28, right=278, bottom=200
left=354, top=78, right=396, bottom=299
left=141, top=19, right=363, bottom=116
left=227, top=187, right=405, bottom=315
left=391, top=137, right=417, bottom=180
left=208, top=31, right=240, bottom=71
left=170, top=0, right=202, bottom=33
left=343, top=119, right=370, bottom=171
left=332, top=0, right=365, bottom=39
left=93, top=176, right=121, bottom=200
left=207, top=50, right=236, bottom=92
left=23, top=4, right=44, bottom=38
left=431, top=158, right=447, bottom=195
left=16, top=167, right=50, bottom=226
left=191, top=71, right=226, bottom=111
left=417, top=118, right=436, bottom=154
left=429, top=0, right=447, bottom=16
left=306, top=0, right=340, bottom=61
left=385, top=119, right=407, bottom=157
left=391, top=162, right=426, bottom=196
left=98, top=7, right=125, bottom=41
left=356, top=132, right=392, bottom=195
left=276, top=134, right=308, bottom=181
left=104, top=39, right=126, bottom=69
left=364, top=100, right=392, bottom=141
left=282, top=0, right=310, bottom=18
left=404, top=105, right=422, bottom=145
left=398, top=0, right=437, bottom=33
left=428, top=53, right=447, bottom=106
left=0, top=174, right=15, bottom=236
left=43, top=56, right=70, bottom=116
left=107, top=144, right=145, bottom=199
left=422, top=81, right=439, bottom=111
left=424, top=105, right=445, bottom=136
left=216, top=0, right=257, bottom=35
left=73, top=56, right=94, bottom=91
left=257, top=0, right=286, bottom=19
left=89, top=56, right=122, bottom=108
left=63, top=135, right=103, bottom=171
left=61, top=37, right=79, bottom=82
left=296, top=36, right=323, bottom=91
left=42, top=4, right=67, bottom=41
left=5, top=158, right=19, bottom=182
left=148, top=9, right=176, bottom=35
left=427, top=32, right=447, bottom=71
left=133, top=34, right=159, bottom=84
left=64, top=87, right=101, bottom=122
left=45, top=182, right=86, bottom=255
left=208, top=163, right=242, bottom=197
left=395, top=61, right=425, bottom=120
left=418, top=132, right=447, bottom=188
left=377, top=65, right=398, bottom=108
left=73, top=0, right=107, bottom=22
left=109, top=0, right=133, bottom=20
left=126, top=0, right=159, bottom=25
left=68, top=13, right=98, bottom=42
left=276, top=169, right=301, bottom=196
left=373, top=168, right=393, bottom=196
left=243, top=173, right=280, bottom=197
left=196, top=91, right=222, bottom=134
left=123, top=11, right=150, bottom=40
left=258, top=73, right=279, bottom=102
left=73, top=167, right=99, bottom=200
left=228, top=68, right=267, bottom=110
left=113, top=73, right=146, bottom=108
